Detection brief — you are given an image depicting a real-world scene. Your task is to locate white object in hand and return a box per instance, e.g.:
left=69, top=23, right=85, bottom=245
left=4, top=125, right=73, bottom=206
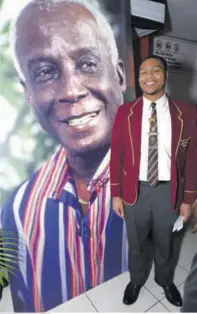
left=173, top=215, right=184, bottom=232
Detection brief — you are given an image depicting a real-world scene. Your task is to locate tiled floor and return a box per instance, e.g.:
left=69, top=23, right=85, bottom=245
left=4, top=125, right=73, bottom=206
left=1, top=230, right=197, bottom=312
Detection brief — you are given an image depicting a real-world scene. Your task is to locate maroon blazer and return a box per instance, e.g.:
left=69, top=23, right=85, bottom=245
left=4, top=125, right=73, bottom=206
left=110, top=96, right=197, bottom=210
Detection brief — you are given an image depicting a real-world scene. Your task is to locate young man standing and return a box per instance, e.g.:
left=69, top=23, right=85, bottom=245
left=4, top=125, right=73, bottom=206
left=110, top=55, right=197, bottom=307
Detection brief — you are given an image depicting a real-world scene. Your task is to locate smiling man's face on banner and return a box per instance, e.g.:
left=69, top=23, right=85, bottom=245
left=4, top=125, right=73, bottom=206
left=0, top=1, right=135, bottom=312
left=16, top=2, right=126, bottom=153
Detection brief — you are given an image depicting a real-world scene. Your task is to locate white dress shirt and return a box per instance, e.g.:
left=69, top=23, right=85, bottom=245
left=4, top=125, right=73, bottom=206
left=139, top=93, right=171, bottom=181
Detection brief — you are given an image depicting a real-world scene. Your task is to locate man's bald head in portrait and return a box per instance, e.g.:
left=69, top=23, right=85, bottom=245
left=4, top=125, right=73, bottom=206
left=10, top=0, right=126, bottom=156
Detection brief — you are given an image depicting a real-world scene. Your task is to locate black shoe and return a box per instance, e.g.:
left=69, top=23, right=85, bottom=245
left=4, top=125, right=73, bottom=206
left=162, top=283, right=183, bottom=307
left=123, top=282, right=142, bottom=305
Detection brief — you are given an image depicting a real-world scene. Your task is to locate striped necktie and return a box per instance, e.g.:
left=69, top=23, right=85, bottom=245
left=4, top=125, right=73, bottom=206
left=147, top=102, right=158, bottom=187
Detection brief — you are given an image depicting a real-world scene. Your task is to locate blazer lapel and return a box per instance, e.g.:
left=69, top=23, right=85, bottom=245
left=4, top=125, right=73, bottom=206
left=168, top=96, right=183, bottom=161
left=128, top=97, right=143, bottom=166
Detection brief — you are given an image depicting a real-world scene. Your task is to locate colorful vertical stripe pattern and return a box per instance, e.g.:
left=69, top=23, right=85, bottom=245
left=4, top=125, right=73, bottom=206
left=1, top=146, right=127, bottom=312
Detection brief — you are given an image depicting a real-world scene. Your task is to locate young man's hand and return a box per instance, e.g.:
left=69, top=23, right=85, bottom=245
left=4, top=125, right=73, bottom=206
left=112, top=197, right=124, bottom=218
left=180, top=203, right=192, bottom=222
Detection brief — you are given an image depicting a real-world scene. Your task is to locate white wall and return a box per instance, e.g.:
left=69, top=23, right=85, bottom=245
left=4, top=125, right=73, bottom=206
left=152, top=35, right=197, bottom=105
left=165, top=0, right=197, bottom=42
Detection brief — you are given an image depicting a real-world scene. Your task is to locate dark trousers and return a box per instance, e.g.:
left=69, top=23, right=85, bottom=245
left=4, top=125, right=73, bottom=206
left=123, top=181, right=185, bottom=286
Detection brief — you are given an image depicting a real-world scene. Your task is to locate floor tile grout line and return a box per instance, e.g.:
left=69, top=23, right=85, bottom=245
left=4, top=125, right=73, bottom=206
left=178, top=280, right=186, bottom=288
left=144, top=286, right=165, bottom=302
left=177, top=263, right=190, bottom=273
left=159, top=300, right=171, bottom=313
left=85, top=293, right=99, bottom=312
left=144, top=300, right=160, bottom=312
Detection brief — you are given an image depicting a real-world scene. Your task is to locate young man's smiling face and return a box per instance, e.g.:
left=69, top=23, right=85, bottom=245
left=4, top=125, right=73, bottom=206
left=139, top=58, right=166, bottom=99
left=16, top=3, right=126, bottom=153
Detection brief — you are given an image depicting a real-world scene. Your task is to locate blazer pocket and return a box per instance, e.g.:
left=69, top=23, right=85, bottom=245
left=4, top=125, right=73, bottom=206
left=180, top=136, right=191, bottom=150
